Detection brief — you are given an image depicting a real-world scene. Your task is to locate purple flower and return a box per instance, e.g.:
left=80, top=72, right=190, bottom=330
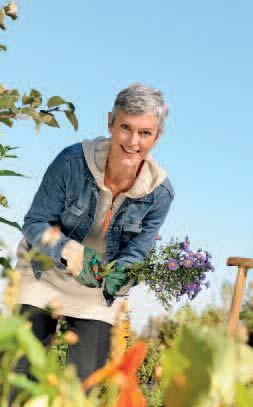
left=180, top=236, right=190, bottom=251
left=179, top=241, right=189, bottom=251
left=205, top=261, right=214, bottom=270
left=187, top=251, right=195, bottom=258
left=194, top=281, right=201, bottom=289
left=183, top=283, right=195, bottom=292
left=196, top=253, right=204, bottom=261
left=183, top=257, right=195, bottom=268
left=205, top=281, right=210, bottom=289
left=200, top=259, right=207, bottom=266
left=200, top=272, right=206, bottom=281
left=168, top=258, right=179, bottom=271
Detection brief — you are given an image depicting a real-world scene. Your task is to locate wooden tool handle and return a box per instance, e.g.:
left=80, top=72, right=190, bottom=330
left=228, top=266, right=248, bottom=336
left=227, top=257, right=253, bottom=268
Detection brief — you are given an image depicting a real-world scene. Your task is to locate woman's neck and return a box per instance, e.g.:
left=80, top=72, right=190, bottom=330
left=105, top=152, right=144, bottom=191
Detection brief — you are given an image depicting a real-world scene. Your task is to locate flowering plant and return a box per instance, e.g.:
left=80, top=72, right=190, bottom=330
left=129, top=236, right=214, bottom=310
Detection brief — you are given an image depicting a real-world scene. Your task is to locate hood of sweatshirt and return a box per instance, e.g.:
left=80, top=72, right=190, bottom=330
left=82, top=136, right=167, bottom=199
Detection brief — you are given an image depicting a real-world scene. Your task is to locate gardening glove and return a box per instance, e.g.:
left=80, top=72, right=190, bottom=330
left=74, top=246, right=102, bottom=288
left=102, top=263, right=129, bottom=306
left=61, top=240, right=102, bottom=287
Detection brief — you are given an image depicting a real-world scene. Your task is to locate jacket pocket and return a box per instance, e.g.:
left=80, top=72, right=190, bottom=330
left=122, top=222, right=142, bottom=233
left=60, top=202, right=88, bottom=236
left=120, top=221, right=142, bottom=247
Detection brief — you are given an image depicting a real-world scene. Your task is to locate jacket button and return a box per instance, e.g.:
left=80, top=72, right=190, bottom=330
left=114, top=227, right=118, bottom=231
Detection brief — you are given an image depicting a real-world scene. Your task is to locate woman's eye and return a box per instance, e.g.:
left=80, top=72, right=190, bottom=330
left=141, top=130, right=152, bottom=136
left=121, top=124, right=129, bottom=130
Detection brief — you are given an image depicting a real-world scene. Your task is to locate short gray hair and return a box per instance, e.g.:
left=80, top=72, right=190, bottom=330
left=110, top=83, right=169, bottom=136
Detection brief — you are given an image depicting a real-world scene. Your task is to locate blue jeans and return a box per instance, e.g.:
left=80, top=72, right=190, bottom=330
left=9, top=304, right=112, bottom=404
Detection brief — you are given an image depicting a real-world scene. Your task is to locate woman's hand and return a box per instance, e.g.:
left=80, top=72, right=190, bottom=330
left=61, top=240, right=84, bottom=277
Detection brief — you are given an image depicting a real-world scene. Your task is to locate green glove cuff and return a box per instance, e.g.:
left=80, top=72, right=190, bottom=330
left=74, top=247, right=102, bottom=288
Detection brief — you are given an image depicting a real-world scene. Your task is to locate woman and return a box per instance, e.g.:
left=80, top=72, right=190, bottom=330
left=14, top=83, right=174, bottom=382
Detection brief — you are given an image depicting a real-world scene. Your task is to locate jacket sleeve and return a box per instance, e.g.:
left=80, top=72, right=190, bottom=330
left=113, top=185, right=174, bottom=294
left=21, top=149, right=71, bottom=264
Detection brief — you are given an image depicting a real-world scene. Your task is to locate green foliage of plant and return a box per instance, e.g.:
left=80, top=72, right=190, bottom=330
left=0, top=313, right=95, bottom=406
left=138, top=340, right=163, bottom=406
left=49, top=318, right=68, bottom=367
left=0, top=85, right=78, bottom=131
left=161, top=322, right=253, bottom=407
left=0, top=2, right=79, bottom=281
left=158, top=317, right=179, bottom=346
left=236, top=383, right=253, bottom=407
left=141, top=383, right=163, bottom=407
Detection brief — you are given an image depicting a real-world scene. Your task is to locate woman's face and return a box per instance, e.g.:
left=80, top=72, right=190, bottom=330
left=108, top=110, right=159, bottom=166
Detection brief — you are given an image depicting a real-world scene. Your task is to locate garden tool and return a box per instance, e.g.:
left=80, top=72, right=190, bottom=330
left=227, top=256, right=253, bottom=336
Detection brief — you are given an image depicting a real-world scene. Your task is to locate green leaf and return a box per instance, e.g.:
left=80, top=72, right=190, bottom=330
left=0, top=256, right=12, bottom=269
left=40, top=113, right=60, bottom=128
left=26, top=89, right=42, bottom=108
left=0, top=193, right=8, bottom=207
left=0, top=143, right=18, bottom=159
left=7, top=89, right=20, bottom=101
left=0, top=216, right=21, bottom=230
left=20, top=106, right=42, bottom=122
left=0, top=8, right=6, bottom=30
left=0, top=117, right=13, bottom=127
left=30, top=89, right=41, bottom=99
left=0, top=169, right=25, bottom=176
left=17, top=325, right=46, bottom=367
left=0, top=94, right=14, bottom=109
left=8, top=374, right=43, bottom=398
left=65, top=110, right=78, bottom=131
left=47, top=96, right=66, bottom=108
left=1, top=153, right=17, bottom=158
left=0, top=43, right=7, bottom=51
left=31, top=98, right=42, bottom=109
left=162, top=323, right=237, bottom=407
left=22, top=95, right=34, bottom=105
left=28, top=107, right=43, bottom=122
left=0, top=317, right=22, bottom=343
left=236, top=383, right=253, bottom=407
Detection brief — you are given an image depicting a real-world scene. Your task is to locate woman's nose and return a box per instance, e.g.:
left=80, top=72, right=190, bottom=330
left=129, top=131, right=140, bottom=146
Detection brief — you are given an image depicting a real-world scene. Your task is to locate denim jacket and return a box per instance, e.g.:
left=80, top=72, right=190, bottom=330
left=22, top=142, right=174, bottom=279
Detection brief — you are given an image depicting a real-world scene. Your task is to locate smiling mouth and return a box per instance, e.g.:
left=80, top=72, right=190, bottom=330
left=121, top=145, right=140, bottom=155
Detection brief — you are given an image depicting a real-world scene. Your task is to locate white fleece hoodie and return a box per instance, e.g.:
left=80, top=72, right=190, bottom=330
left=15, top=137, right=167, bottom=325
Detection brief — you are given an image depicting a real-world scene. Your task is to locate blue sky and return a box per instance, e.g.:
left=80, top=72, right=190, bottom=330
left=1, top=1, right=252, bottom=331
